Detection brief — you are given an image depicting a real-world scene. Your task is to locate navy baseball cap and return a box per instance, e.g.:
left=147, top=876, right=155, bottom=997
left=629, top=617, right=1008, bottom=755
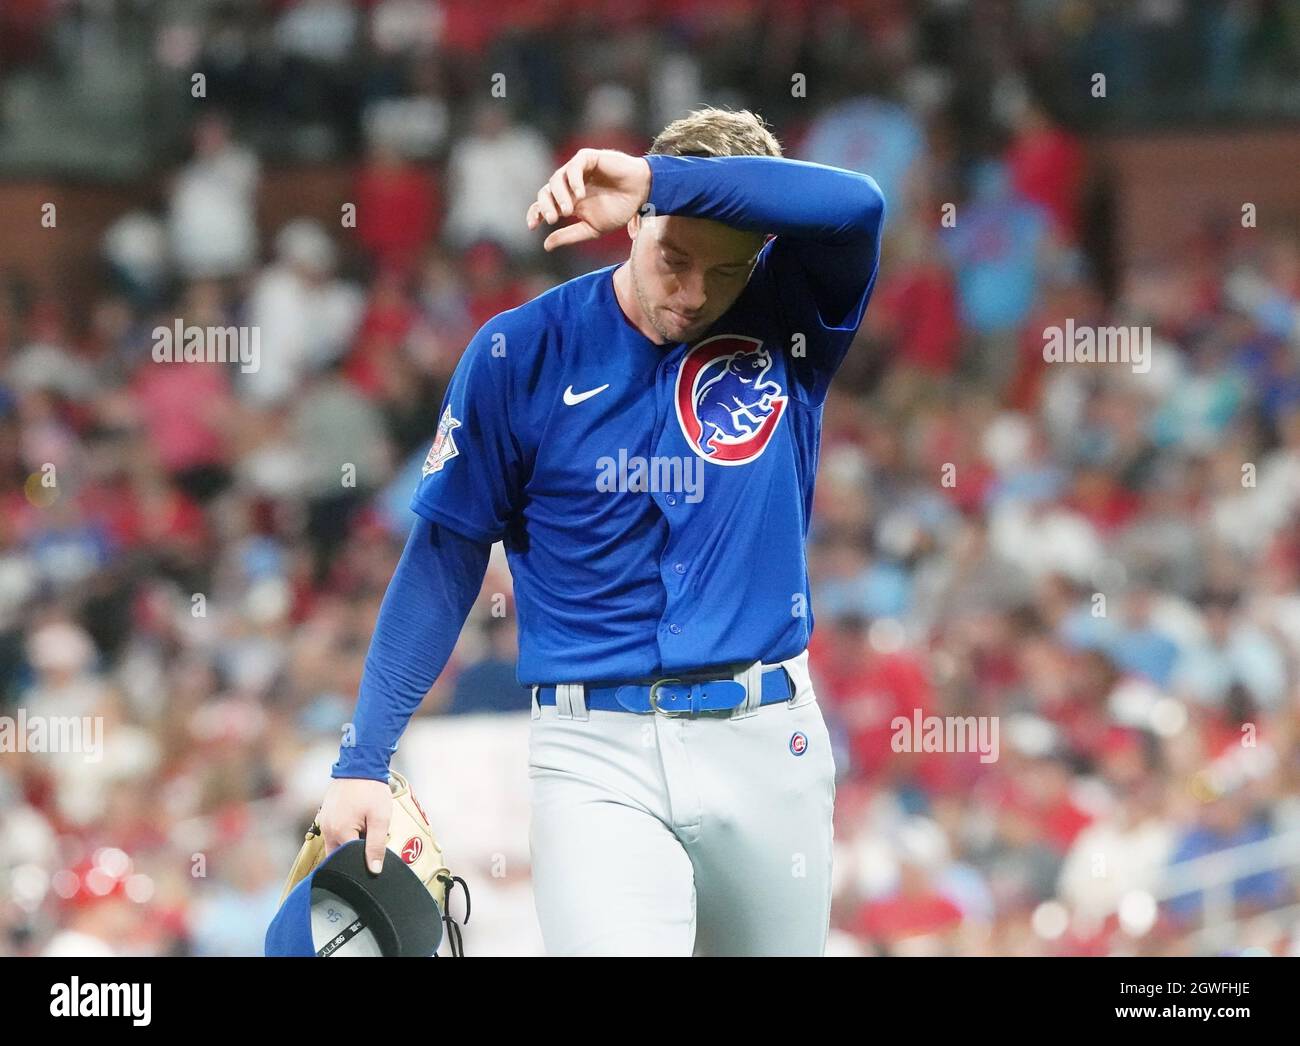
left=265, top=839, right=444, bottom=957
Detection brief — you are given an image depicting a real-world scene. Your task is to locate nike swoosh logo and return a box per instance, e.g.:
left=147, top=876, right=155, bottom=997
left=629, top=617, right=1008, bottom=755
left=563, top=383, right=610, bottom=406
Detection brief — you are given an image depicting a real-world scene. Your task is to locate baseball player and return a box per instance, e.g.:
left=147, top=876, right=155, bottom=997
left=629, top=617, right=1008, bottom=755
left=318, top=108, right=884, bottom=956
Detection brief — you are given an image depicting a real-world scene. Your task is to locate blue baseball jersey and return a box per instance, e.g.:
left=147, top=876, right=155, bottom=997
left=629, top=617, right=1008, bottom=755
left=410, top=154, right=884, bottom=686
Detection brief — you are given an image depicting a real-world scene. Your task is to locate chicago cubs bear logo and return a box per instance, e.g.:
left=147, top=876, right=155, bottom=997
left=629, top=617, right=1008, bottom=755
left=674, top=334, right=787, bottom=466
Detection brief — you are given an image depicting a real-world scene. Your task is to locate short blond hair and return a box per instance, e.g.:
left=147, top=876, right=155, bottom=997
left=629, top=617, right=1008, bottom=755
left=649, top=107, right=782, bottom=159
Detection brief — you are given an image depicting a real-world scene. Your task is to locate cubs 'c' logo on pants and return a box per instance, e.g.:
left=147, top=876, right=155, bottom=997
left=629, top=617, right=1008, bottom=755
left=674, top=335, right=788, bottom=465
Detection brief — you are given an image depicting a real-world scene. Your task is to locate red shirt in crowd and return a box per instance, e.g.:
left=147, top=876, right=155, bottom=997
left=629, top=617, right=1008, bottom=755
left=345, top=274, right=419, bottom=397
left=854, top=890, right=964, bottom=945
left=1007, top=123, right=1084, bottom=240
left=874, top=262, right=962, bottom=374
left=354, top=160, right=439, bottom=280
left=130, top=362, right=232, bottom=475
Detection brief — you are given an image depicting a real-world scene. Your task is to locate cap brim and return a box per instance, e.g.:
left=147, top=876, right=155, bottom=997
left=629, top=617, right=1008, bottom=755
left=265, top=839, right=443, bottom=957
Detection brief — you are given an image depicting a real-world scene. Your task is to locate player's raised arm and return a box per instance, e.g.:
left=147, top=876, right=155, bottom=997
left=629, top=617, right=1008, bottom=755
left=528, top=142, right=884, bottom=347
left=525, top=148, right=652, bottom=251
left=525, top=147, right=883, bottom=257
left=642, top=152, right=883, bottom=248
left=642, top=152, right=885, bottom=328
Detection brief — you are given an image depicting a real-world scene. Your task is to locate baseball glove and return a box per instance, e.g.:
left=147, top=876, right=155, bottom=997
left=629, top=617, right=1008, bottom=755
left=279, top=770, right=471, bottom=955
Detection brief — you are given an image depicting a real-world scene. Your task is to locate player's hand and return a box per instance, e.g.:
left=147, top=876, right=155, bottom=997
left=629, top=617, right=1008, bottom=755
left=318, top=777, right=393, bottom=874
left=526, top=149, right=652, bottom=252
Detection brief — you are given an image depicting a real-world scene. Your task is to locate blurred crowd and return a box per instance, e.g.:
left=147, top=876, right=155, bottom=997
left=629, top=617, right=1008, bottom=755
left=2, top=0, right=1297, bottom=178
left=1, top=0, right=1299, bottom=957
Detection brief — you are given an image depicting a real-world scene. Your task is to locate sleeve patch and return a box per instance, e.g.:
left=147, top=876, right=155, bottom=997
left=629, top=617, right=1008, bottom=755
left=422, top=406, right=462, bottom=476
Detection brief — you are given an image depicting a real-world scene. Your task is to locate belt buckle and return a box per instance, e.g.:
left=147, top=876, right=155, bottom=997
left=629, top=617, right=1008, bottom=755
left=648, top=677, right=685, bottom=717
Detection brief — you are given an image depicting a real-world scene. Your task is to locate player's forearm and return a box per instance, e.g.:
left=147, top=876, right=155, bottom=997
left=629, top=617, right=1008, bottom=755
left=644, top=153, right=884, bottom=247
left=332, top=516, right=491, bottom=781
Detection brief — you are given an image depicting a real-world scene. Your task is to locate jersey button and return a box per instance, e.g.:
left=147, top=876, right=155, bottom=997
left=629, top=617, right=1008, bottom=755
left=673, top=562, right=686, bottom=575
left=668, top=623, right=682, bottom=635
left=665, top=495, right=677, bottom=506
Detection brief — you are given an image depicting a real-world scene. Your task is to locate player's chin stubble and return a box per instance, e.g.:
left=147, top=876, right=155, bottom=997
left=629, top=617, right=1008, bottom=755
left=630, top=234, right=682, bottom=346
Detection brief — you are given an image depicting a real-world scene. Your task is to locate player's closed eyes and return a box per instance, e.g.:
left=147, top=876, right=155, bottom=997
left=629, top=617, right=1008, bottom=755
left=662, top=253, right=745, bottom=279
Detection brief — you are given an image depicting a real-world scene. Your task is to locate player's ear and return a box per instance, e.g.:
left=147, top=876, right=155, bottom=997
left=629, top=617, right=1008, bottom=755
left=626, top=213, right=640, bottom=241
